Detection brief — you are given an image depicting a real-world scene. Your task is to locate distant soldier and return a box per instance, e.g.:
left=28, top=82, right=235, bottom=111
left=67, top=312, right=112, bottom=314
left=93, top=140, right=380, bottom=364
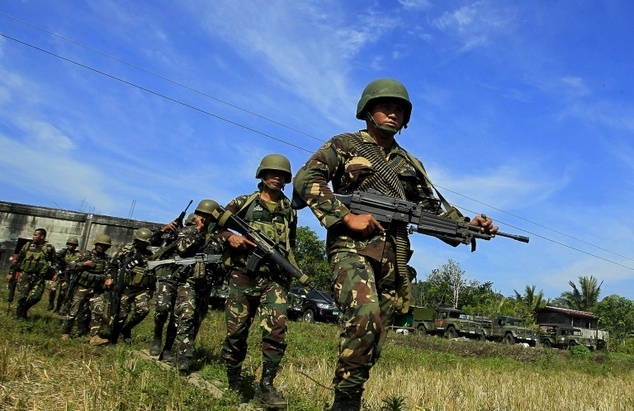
left=108, top=228, right=155, bottom=344
left=61, top=234, right=113, bottom=345
left=149, top=199, right=219, bottom=374
left=8, top=228, right=57, bottom=319
left=48, top=237, right=80, bottom=314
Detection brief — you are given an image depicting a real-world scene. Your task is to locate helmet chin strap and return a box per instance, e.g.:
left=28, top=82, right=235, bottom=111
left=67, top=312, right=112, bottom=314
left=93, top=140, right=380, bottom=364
left=366, top=112, right=401, bottom=135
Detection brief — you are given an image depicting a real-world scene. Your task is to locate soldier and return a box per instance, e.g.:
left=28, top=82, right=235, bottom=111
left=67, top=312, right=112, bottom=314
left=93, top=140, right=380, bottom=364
left=60, top=234, right=113, bottom=345
left=49, top=237, right=80, bottom=314
left=150, top=200, right=219, bottom=374
left=107, top=228, right=155, bottom=344
left=216, top=154, right=297, bottom=409
left=293, top=78, right=498, bottom=410
left=8, top=228, right=57, bottom=319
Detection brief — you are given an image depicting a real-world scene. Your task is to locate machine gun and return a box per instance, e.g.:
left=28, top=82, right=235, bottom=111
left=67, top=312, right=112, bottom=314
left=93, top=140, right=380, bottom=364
left=160, top=200, right=193, bottom=245
left=147, top=253, right=222, bottom=270
left=208, top=200, right=333, bottom=303
left=334, top=190, right=529, bottom=249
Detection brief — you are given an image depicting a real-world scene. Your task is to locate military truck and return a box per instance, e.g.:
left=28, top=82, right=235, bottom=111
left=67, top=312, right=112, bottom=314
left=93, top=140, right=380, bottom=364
left=395, top=306, right=486, bottom=340
left=477, top=316, right=540, bottom=347
left=538, top=323, right=596, bottom=349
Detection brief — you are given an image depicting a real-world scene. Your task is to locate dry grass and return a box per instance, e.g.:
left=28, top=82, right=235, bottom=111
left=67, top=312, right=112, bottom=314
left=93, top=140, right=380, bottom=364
left=1, top=293, right=633, bottom=410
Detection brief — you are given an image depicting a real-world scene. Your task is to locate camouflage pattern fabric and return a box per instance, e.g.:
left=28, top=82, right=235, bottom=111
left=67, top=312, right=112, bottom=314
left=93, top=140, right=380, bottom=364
left=220, top=267, right=289, bottom=367
left=151, top=226, right=218, bottom=363
left=218, top=191, right=295, bottom=370
left=293, top=130, right=433, bottom=393
left=61, top=248, right=110, bottom=337
left=13, top=241, right=57, bottom=317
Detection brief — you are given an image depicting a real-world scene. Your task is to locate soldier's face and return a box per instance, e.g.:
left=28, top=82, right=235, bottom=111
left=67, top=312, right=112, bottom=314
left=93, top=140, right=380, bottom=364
left=369, top=100, right=404, bottom=131
left=32, top=231, right=46, bottom=244
left=262, top=170, right=287, bottom=191
left=67, top=244, right=77, bottom=251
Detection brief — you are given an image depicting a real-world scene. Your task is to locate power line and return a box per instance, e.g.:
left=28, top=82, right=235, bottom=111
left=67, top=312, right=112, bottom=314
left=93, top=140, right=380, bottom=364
left=2, top=30, right=633, bottom=271
left=0, top=11, right=324, bottom=144
left=0, top=33, right=313, bottom=154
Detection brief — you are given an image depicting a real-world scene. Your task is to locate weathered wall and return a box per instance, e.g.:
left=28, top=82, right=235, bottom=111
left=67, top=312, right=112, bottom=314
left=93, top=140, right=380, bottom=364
left=0, top=201, right=162, bottom=271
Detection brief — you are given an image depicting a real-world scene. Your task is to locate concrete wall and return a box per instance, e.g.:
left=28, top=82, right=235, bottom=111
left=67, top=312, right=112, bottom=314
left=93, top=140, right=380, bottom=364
left=0, top=200, right=162, bottom=271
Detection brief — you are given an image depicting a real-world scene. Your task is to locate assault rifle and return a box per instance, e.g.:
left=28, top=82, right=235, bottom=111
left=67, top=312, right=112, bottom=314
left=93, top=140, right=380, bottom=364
left=208, top=200, right=333, bottom=303
left=99, top=261, right=125, bottom=341
left=160, top=200, right=193, bottom=245
left=334, top=190, right=529, bottom=249
left=147, top=253, right=222, bottom=270
left=6, top=269, right=18, bottom=314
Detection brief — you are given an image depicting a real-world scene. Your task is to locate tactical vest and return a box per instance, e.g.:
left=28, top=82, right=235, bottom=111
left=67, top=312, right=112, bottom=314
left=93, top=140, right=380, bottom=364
left=75, top=251, right=109, bottom=288
left=19, top=242, right=53, bottom=275
left=224, top=192, right=295, bottom=272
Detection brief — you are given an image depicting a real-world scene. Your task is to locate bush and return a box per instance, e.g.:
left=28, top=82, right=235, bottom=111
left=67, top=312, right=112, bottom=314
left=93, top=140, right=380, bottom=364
left=569, top=344, right=591, bottom=359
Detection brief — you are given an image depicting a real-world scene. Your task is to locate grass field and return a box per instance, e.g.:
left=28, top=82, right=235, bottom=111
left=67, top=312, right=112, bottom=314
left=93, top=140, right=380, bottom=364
left=1, top=292, right=633, bottom=410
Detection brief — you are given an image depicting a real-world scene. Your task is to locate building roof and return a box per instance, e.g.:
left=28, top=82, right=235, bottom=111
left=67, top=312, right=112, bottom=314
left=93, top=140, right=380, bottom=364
left=535, top=305, right=596, bottom=319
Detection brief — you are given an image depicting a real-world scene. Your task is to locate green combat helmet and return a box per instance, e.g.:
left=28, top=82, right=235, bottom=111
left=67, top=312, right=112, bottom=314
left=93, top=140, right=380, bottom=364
left=356, top=78, right=412, bottom=129
left=256, top=154, right=292, bottom=182
left=94, top=234, right=112, bottom=246
left=195, top=199, right=219, bottom=215
left=185, top=213, right=197, bottom=226
left=66, top=237, right=79, bottom=245
left=133, top=228, right=153, bottom=243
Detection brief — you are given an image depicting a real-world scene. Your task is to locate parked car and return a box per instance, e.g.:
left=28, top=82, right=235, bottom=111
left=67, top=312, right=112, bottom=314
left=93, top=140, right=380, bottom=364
left=287, top=286, right=339, bottom=323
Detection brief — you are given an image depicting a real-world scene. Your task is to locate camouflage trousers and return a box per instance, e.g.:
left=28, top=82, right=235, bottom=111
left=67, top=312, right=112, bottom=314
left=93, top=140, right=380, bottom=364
left=118, top=286, right=153, bottom=327
left=16, top=271, right=46, bottom=315
left=61, top=286, right=106, bottom=337
left=221, top=267, right=289, bottom=368
left=153, top=279, right=178, bottom=351
left=329, top=248, right=397, bottom=393
left=172, top=278, right=209, bottom=360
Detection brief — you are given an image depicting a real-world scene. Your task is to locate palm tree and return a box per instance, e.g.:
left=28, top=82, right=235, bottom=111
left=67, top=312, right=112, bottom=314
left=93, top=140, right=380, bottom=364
left=513, top=284, right=547, bottom=320
left=557, top=275, right=603, bottom=311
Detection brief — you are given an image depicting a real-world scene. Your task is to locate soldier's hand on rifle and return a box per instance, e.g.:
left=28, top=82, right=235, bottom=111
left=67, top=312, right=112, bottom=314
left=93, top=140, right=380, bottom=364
left=160, top=221, right=178, bottom=232
left=82, top=260, right=96, bottom=268
left=227, top=234, right=257, bottom=251
left=104, top=278, right=113, bottom=288
left=343, top=213, right=385, bottom=237
left=5, top=274, right=12, bottom=282
left=470, top=215, right=499, bottom=236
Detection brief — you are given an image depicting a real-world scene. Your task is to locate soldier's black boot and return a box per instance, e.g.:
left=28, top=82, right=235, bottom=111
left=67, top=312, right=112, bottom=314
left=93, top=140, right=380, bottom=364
left=149, top=320, right=163, bottom=356
left=331, top=388, right=363, bottom=411
left=46, top=290, right=56, bottom=311
left=227, top=365, right=248, bottom=403
left=254, top=362, right=287, bottom=409
left=177, top=356, right=190, bottom=375
left=15, top=301, right=27, bottom=320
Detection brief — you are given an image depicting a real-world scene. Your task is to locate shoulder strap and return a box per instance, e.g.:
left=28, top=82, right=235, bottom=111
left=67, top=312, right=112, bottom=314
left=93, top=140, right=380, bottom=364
left=404, top=151, right=465, bottom=220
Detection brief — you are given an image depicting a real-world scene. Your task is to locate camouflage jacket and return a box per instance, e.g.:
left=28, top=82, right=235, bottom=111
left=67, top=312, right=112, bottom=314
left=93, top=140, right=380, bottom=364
left=112, top=242, right=154, bottom=288
left=293, top=130, right=436, bottom=261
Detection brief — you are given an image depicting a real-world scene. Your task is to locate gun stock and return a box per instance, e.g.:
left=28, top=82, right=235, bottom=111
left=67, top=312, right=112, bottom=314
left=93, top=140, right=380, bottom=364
left=147, top=253, right=222, bottom=270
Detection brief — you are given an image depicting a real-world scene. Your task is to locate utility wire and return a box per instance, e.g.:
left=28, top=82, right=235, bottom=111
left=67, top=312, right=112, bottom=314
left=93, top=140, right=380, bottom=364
left=0, top=12, right=324, bottom=144
left=0, top=33, right=312, bottom=154
left=2, top=30, right=634, bottom=271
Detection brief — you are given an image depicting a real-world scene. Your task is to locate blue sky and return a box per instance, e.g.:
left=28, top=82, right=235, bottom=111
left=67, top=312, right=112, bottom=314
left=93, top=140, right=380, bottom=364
left=1, top=1, right=634, bottom=301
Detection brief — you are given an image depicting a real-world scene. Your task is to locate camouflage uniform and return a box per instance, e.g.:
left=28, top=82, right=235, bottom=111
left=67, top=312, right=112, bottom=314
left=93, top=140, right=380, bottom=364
left=293, top=130, right=437, bottom=396
left=61, top=248, right=111, bottom=338
left=218, top=191, right=297, bottom=377
left=53, top=246, right=81, bottom=314
left=11, top=240, right=57, bottom=319
left=110, top=241, right=155, bottom=343
left=151, top=225, right=216, bottom=369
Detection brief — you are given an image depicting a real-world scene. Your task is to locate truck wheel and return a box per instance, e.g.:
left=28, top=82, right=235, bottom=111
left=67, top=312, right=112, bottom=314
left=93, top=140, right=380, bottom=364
left=417, top=325, right=428, bottom=337
left=568, top=341, right=577, bottom=349
left=302, top=309, right=315, bottom=323
left=504, top=333, right=516, bottom=345
left=542, top=340, right=552, bottom=348
left=445, top=327, right=458, bottom=339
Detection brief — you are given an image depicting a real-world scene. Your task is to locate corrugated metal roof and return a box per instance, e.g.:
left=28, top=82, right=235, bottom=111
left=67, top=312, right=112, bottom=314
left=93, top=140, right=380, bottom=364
left=535, top=305, right=596, bottom=318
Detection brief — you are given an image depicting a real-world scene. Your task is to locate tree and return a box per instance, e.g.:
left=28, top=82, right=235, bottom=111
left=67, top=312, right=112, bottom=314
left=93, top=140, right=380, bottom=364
left=593, top=295, right=634, bottom=343
left=513, top=284, right=548, bottom=321
left=293, top=226, right=331, bottom=290
left=424, top=259, right=466, bottom=308
left=553, top=275, right=603, bottom=311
